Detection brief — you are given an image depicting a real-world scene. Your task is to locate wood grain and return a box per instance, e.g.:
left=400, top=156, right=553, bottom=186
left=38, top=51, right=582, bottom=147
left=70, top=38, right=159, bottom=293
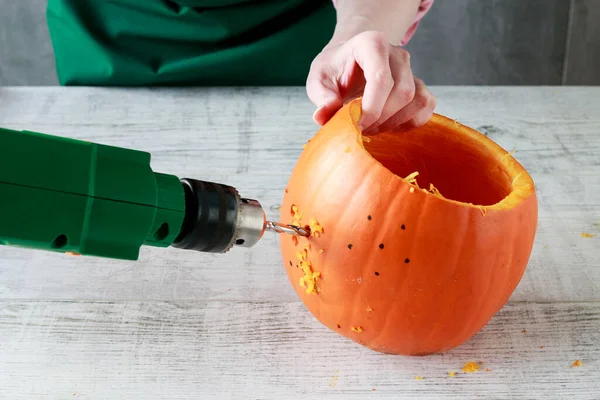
left=0, top=87, right=598, bottom=399
left=0, top=87, right=598, bottom=303
left=0, top=300, right=598, bottom=400
left=0, top=205, right=597, bottom=303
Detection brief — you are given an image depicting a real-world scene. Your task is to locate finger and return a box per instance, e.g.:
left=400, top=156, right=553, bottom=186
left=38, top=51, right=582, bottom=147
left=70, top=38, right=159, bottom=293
left=397, top=94, right=436, bottom=131
left=369, top=48, right=415, bottom=129
left=352, top=32, right=394, bottom=130
left=306, top=66, right=343, bottom=125
left=365, top=77, right=435, bottom=134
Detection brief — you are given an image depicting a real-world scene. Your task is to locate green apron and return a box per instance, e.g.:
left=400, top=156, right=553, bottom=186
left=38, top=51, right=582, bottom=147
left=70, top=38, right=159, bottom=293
left=46, top=0, right=335, bottom=86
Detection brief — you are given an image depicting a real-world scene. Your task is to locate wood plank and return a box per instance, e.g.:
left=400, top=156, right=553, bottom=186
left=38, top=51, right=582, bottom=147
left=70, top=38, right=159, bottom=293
left=0, top=87, right=598, bottom=398
left=0, top=300, right=598, bottom=399
left=0, top=87, right=598, bottom=302
left=3, top=87, right=600, bottom=153
left=405, top=0, right=571, bottom=85
left=0, top=206, right=597, bottom=303
left=564, top=0, right=600, bottom=85
left=1, top=87, right=598, bottom=185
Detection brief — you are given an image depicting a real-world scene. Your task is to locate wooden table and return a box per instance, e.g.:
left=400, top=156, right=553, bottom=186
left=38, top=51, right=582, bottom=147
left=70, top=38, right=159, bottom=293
left=0, top=87, right=598, bottom=399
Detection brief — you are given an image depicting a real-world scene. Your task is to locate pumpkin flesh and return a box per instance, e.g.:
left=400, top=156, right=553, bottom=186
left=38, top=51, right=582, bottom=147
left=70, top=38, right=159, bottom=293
left=280, top=99, right=537, bottom=356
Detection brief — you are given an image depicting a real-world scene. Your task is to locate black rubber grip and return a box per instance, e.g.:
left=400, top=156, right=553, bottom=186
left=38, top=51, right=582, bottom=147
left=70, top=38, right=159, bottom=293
left=171, top=178, right=238, bottom=253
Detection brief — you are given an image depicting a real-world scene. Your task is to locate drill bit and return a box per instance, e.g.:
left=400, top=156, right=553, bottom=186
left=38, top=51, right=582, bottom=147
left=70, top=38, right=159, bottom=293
left=265, top=221, right=310, bottom=237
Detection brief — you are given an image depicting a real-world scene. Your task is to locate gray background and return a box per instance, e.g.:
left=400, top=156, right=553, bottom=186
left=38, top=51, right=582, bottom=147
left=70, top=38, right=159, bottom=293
left=0, top=0, right=598, bottom=86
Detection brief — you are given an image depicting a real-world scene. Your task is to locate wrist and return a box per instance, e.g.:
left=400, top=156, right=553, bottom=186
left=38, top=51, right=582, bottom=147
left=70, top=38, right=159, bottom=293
left=326, top=0, right=422, bottom=48
left=327, top=16, right=378, bottom=48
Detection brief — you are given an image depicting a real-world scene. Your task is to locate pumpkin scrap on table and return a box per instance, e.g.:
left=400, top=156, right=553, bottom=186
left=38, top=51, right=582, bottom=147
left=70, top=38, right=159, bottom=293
left=280, top=98, right=538, bottom=356
left=462, top=362, right=481, bottom=373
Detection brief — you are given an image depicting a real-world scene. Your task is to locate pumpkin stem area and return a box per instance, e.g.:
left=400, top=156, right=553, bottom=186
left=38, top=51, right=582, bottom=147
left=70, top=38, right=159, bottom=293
left=361, top=125, right=515, bottom=206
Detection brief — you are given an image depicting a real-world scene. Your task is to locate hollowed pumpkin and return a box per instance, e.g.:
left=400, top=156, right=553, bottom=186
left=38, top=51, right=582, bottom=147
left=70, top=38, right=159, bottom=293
left=280, top=98, right=537, bottom=356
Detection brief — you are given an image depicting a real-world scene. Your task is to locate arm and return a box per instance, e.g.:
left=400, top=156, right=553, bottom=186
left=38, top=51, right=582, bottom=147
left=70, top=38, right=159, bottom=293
left=329, top=0, right=424, bottom=47
left=307, top=0, right=436, bottom=133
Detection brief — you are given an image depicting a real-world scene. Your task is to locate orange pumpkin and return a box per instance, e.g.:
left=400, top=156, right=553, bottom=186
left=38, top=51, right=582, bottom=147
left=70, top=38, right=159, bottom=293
left=280, top=98, right=537, bottom=356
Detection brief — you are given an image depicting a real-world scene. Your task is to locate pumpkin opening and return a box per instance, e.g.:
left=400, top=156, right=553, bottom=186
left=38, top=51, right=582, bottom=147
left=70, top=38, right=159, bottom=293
left=362, top=127, right=513, bottom=206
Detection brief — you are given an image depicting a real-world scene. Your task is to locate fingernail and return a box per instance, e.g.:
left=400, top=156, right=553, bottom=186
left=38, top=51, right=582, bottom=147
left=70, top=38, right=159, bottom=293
left=313, top=106, right=325, bottom=123
left=364, top=125, right=380, bottom=135
left=358, top=118, right=368, bottom=131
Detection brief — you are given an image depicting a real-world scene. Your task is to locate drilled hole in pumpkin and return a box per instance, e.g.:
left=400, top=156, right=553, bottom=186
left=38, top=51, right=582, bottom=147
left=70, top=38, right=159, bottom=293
left=362, top=128, right=513, bottom=206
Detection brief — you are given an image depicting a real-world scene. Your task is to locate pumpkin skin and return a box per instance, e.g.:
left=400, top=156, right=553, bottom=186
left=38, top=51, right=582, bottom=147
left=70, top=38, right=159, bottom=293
left=279, top=98, right=537, bottom=356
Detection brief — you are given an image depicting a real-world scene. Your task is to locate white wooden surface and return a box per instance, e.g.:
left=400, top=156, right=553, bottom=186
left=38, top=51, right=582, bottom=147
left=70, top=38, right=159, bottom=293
left=0, top=86, right=598, bottom=399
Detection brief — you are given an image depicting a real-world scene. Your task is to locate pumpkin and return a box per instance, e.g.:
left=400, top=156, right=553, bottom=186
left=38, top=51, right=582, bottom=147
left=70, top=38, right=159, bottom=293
left=279, top=98, right=537, bottom=356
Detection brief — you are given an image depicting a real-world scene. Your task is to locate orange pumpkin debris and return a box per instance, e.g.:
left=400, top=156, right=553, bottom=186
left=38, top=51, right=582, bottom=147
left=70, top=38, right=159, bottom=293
left=462, top=362, right=481, bottom=373
left=291, top=204, right=303, bottom=221
left=280, top=98, right=538, bottom=355
left=309, top=218, right=324, bottom=237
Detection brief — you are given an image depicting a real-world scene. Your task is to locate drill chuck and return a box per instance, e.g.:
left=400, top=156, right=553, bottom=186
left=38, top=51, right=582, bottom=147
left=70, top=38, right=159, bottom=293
left=171, top=179, right=267, bottom=254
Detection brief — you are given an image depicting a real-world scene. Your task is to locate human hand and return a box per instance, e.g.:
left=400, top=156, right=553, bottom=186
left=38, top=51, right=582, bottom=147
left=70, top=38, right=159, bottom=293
left=306, top=31, right=436, bottom=134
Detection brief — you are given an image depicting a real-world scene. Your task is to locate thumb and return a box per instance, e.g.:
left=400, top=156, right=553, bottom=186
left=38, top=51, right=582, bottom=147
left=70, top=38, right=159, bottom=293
left=306, top=74, right=343, bottom=126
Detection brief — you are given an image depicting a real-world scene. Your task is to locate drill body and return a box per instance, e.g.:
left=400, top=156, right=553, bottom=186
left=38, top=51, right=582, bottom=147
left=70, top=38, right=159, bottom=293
left=0, top=127, right=268, bottom=260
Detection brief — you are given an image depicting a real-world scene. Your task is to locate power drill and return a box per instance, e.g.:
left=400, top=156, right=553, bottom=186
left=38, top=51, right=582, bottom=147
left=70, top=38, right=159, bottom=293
left=0, top=127, right=307, bottom=260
